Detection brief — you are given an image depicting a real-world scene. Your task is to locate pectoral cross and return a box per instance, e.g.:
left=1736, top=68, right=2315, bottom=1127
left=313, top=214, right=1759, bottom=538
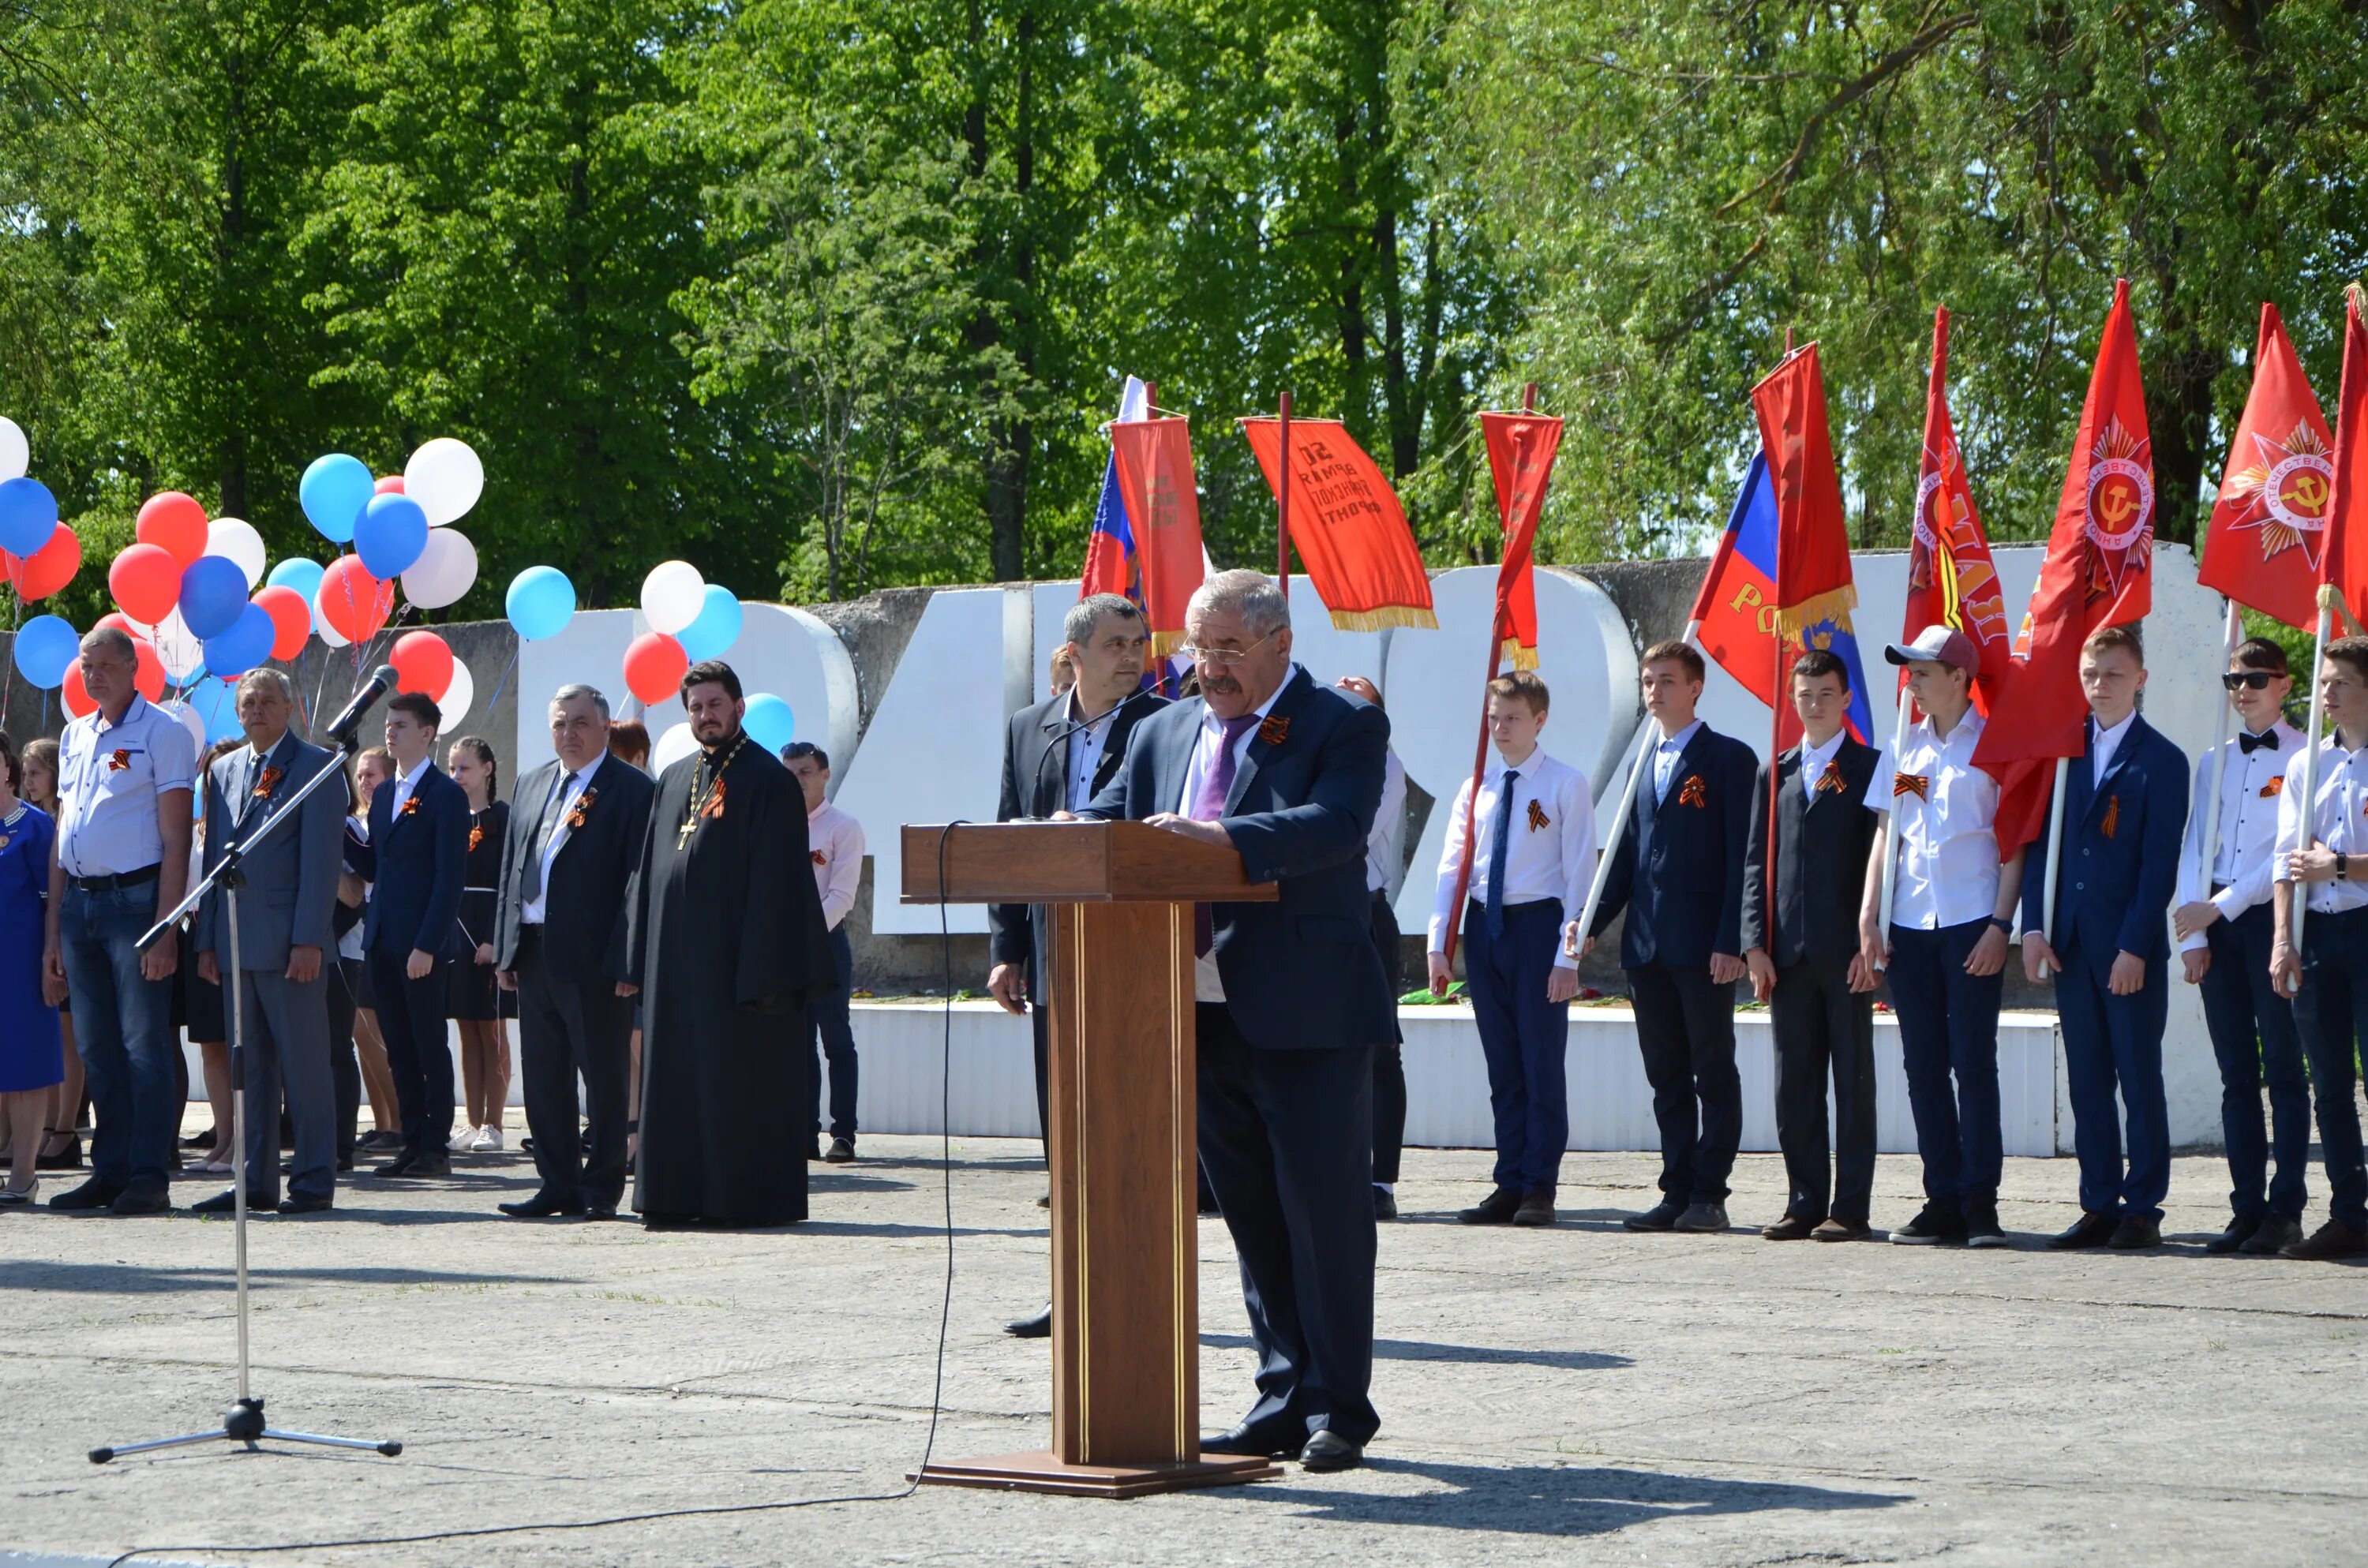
left=677, top=813, right=698, bottom=849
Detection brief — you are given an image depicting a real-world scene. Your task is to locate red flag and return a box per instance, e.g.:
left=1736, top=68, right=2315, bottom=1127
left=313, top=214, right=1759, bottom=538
left=1479, top=412, right=1563, bottom=668
left=1975, top=277, right=2155, bottom=852
left=1108, top=417, right=1207, bottom=656
left=1748, top=344, right=1875, bottom=750
left=2198, top=303, right=2335, bottom=631
left=2329, top=285, right=2368, bottom=620
left=1905, top=307, right=2012, bottom=704
left=1239, top=417, right=1437, bottom=631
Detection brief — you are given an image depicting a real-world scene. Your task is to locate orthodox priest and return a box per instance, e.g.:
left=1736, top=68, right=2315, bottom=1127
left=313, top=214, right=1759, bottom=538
left=627, top=660, right=837, bottom=1229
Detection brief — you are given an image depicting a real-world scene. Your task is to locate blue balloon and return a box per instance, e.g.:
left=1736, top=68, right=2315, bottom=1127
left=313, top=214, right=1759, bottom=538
left=0, top=475, right=59, bottom=557
left=200, top=601, right=274, bottom=677
left=266, top=556, right=325, bottom=600
left=676, top=585, right=744, bottom=661
left=13, top=612, right=78, bottom=689
left=354, top=492, right=429, bottom=579
left=178, top=556, right=250, bottom=640
left=743, top=693, right=796, bottom=756
left=505, top=565, right=576, bottom=641
left=299, top=454, right=375, bottom=544
left=183, top=680, right=243, bottom=745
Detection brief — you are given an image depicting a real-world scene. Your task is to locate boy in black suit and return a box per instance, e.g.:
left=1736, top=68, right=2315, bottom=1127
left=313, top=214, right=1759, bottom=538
left=1741, top=649, right=1883, bottom=1241
left=1579, top=640, right=1757, bottom=1233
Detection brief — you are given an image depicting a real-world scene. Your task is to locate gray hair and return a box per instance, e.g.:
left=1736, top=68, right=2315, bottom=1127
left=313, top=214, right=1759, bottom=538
left=550, top=683, right=611, bottom=720
left=80, top=626, right=137, bottom=664
left=1188, top=570, right=1290, bottom=639
left=1062, top=593, right=1143, bottom=648
left=235, top=668, right=297, bottom=704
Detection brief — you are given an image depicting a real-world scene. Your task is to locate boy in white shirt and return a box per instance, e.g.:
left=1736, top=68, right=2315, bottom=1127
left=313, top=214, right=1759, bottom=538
left=785, top=742, right=865, bottom=1164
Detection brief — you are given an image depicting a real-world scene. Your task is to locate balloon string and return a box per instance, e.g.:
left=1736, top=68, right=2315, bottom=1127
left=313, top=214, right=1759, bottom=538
left=482, top=649, right=521, bottom=717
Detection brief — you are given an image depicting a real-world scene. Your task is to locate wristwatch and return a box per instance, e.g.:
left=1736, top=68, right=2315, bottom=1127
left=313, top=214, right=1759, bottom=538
left=2339, top=852, right=2349, bottom=881
left=1988, top=915, right=2013, bottom=934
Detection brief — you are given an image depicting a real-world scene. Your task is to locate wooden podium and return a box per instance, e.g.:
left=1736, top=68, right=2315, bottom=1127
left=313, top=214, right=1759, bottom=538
left=901, top=820, right=1283, bottom=1498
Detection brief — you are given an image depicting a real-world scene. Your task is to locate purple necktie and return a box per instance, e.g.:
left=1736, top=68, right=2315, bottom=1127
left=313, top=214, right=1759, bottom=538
left=1192, top=714, right=1261, bottom=956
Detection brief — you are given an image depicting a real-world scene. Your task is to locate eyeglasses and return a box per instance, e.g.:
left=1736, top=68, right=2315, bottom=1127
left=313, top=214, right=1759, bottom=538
left=2222, top=671, right=2280, bottom=690
left=1180, top=631, right=1279, bottom=668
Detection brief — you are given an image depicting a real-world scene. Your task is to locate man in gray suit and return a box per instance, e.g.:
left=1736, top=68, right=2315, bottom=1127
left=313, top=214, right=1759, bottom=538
left=192, top=668, right=347, bottom=1215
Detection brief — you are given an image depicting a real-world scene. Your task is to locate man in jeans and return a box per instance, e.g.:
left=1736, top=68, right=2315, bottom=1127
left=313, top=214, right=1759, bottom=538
left=44, top=627, right=197, bottom=1216
left=784, top=742, right=864, bottom=1164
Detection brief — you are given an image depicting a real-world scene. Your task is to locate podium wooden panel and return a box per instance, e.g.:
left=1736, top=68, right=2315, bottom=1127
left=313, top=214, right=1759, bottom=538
left=901, top=821, right=1281, bottom=1497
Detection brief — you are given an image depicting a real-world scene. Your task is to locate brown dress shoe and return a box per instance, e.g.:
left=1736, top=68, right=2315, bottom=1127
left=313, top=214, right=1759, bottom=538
left=2281, top=1219, right=2368, bottom=1259
left=1760, top=1214, right=1815, bottom=1241
left=1811, top=1217, right=1872, bottom=1241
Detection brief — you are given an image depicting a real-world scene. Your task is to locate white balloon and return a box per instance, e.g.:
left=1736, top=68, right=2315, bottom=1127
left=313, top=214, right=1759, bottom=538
left=150, top=607, right=207, bottom=682
left=159, top=698, right=206, bottom=758
left=437, top=659, right=475, bottom=727
left=0, top=416, right=26, bottom=481
left=313, top=586, right=350, bottom=648
left=404, top=437, right=485, bottom=527
left=401, top=528, right=478, bottom=609
left=204, top=516, right=268, bottom=589
left=651, top=720, right=698, bottom=775
left=640, top=559, right=706, bottom=635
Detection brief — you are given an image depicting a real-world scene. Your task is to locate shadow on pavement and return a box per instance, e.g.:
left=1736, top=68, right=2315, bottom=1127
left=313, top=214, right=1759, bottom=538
left=1200, top=1332, right=1632, bottom=1372
left=1247, top=1458, right=1909, bottom=1533
left=0, top=1261, right=574, bottom=1293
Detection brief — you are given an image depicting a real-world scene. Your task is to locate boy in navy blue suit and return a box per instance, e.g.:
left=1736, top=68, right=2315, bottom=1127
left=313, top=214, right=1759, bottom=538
left=343, top=689, right=471, bottom=1177
left=1579, top=640, right=1757, bottom=1233
left=2021, top=625, right=2188, bottom=1250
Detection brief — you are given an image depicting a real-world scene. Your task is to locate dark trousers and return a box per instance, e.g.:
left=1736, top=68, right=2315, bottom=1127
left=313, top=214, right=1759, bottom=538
left=515, top=926, right=634, bottom=1209
left=328, top=958, right=361, bottom=1167
left=228, top=968, right=336, bottom=1207
left=1369, top=891, right=1406, bottom=1185
left=1029, top=952, right=1051, bottom=1152
left=2289, top=905, right=2368, bottom=1231
left=808, top=925, right=858, bottom=1142
left=1770, top=954, right=1877, bottom=1225
left=2198, top=902, right=2310, bottom=1221
left=1467, top=898, right=1572, bottom=1194
left=1195, top=1003, right=1378, bottom=1446
left=1886, top=918, right=2003, bottom=1208
left=59, top=881, right=178, bottom=1192
left=369, top=946, right=455, bottom=1156
left=2053, top=940, right=2171, bottom=1220
left=1626, top=961, right=1740, bottom=1203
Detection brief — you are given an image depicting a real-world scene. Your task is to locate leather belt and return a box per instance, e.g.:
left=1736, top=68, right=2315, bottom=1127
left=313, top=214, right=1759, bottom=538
left=68, top=863, right=161, bottom=895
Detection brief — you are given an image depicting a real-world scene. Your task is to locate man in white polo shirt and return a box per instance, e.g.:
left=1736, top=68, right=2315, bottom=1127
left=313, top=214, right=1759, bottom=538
left=43, top=626, right=197, bottom=1216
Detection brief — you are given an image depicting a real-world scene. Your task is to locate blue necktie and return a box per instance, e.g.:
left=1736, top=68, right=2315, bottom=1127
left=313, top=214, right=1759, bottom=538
left=1483, top=769, right=1519, bottom=937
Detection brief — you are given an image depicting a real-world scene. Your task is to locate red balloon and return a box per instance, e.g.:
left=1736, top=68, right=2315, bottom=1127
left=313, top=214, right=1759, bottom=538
left=622, top=631, right=688, bottom=705
left=2, top=522, right=81, bottom=600
left=253, top=585, right=313, bottom=661
left=131, top=635, right=165, bottom=702
left=94, top=611, right=141, bottom=637
left=391, top=630, right=455, bottom=700
left=135, top=491, right=209, bottom=567
left=374, top=476, right=407, bottom=494
left=318, top=554, right=395, bottom=643
left=108, top=541, right=182, bottom=623
left=61, top=662, right=96, bottom=718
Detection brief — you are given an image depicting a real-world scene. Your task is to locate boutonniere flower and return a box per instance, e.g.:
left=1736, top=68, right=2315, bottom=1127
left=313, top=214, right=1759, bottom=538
left=254, top=766, right=284, bottom=800
left=107, top=748, right=132, bottom=773
left=1677, top=773, right=1708, bottom=809
left=2100, top=795, right=2120, bottom=840
left=468, top=822, right=485, bottom=851
left=566, top=788, right=598, bottom=830
left=810, top=849, right=827, bottom=866
left=399, top=795, right=420, bottom=818
left=1526, top=799, right=1550, bottom=833
left=1258, top=714, right=1291, bottom=747
left=2261, top=775, right=2284, bottom=799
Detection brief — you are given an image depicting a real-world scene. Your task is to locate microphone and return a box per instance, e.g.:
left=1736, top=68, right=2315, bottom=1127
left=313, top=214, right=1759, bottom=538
left=325, top=665, right=401, bottom=747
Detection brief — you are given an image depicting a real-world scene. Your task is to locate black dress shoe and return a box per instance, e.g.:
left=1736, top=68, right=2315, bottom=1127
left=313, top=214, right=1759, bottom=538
left=47, top=1176, right=123, bottom=1211
left=2048, top=1211, right=2119, bottom=1249
left=403, top=1150, right=451, bottom=1177
left=582, top=1204, right=619, bottom=1222
left=1458, top=1187, right=1521, bottom=1225
left=371, top=1152, right=416, bottom=1177
left=1373, top=1187, right=1398, bottom=1222
left=2205, top=1214, right=2263, bottom=1255
left=2282, top=1218, right=2368, bottom=1259
left=277, top=1194, right=333, bottom=1214
left=1624, top=1197, right=1685, bottom=1232
left=1298, top=1431, right=1363, bottom=1473
left=499, top=1192, right=586, bottom=1218
left=2241, top=1215, right=2303, bottom=1255
left=190, top=1191, right=248, bottom=1214
left=2107, top=1214, right=2161, bottom=1250
left=1762, top=1214, right=1816, bottom=1241
left=1202, top=1421, right=1298, bottom=1459
left=1511, top=1192, right=1557, bottom=1227
left=108, top=1183, right=171, bottom=1216
left=36, top=1134, right=84, bottom=1169
left=824, top=1137, right=856, bottom=1164
left=1004, top=1305, right=1053, bottom=1338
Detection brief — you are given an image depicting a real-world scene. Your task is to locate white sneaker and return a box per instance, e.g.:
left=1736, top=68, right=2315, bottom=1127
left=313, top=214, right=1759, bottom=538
left=470, top=1126, right=504, bottom=1153
left=449, top=1127, right=481, bottom=1153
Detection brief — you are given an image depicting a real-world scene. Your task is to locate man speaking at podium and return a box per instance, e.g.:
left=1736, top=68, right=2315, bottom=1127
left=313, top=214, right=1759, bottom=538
left=1080, top=569, right=1392, bottom=1474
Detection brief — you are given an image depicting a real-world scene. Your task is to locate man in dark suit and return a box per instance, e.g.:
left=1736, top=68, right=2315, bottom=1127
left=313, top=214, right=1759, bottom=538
left=2022, top=624, right=2189, bottom=1251
left=1081, top=568, right=1390, bottom=1475
left=1582, top=639, right=1757, bottom=1233
left=190, top=669, right=347, bottom=1215
left=1741, top=649, right=1884, bottom=1241
left=987, top=593, right=1167, bottom=1336
left=495, top=683, right=657, bottom=1220
left=343, top=690, right=470, bottom=1177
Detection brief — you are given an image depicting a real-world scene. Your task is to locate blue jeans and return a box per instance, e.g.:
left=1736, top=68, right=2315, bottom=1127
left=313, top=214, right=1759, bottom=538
left=60, top=881, right=180, bottom=1192
left=808, top=925, right=858, bottom=1141
left=1886, top=918, right=2003, bottom=1209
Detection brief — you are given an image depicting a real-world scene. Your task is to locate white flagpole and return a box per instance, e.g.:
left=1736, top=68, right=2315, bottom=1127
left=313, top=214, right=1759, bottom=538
left=2287, top=587, right=2337, bottom=986
left=2190, top=601, right=2244, bottom=915
left=1572, top=620, right=1699, bottom=950
left=2037, top=756, right=2071, bottom=979
left=1873, top=685, right=1913, bottom=970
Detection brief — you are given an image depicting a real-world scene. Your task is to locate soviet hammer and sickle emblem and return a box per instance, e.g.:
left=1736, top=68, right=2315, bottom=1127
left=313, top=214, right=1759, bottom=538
left=2285, top=470, right=2330, bottom=517
left=2096, top=481, right=2140, bottom=528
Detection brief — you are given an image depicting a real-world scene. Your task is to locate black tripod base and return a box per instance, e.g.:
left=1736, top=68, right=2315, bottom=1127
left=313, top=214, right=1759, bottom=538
left=90, top=1397, right=403, bottom=1464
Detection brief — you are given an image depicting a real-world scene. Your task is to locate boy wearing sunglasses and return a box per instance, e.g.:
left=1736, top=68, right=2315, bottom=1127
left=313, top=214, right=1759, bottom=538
left=2173, top=638, right=2308, bottom=1256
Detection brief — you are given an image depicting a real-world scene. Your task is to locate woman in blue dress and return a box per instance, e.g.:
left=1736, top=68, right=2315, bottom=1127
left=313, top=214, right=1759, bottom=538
left=0, top=730, right=65, bottom=1205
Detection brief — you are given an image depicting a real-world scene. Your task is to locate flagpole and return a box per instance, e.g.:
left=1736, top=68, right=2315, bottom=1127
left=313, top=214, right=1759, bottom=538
left=1573, top=622, right=1699, bottom=957
left=2037, top=756, right=2071, bottom=977
left=2287, top=588, right=2337, bottom=989
left=1873, top=685, right=1912, bottom=970
left=2190, top=601, right=2243, bottom=920
left=1276, top=391, right=1292, bottom=602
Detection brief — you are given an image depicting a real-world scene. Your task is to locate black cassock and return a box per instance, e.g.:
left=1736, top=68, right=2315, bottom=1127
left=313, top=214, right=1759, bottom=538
left=628, top=733, right=836, bottom=1226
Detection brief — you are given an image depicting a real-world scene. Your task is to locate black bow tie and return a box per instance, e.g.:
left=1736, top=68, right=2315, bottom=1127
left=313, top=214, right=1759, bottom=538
left=2239, top=729, right=2280, bottom=755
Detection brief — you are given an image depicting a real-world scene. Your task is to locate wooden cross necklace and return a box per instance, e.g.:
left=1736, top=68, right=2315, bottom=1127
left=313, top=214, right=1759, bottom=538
left=680, top=732, right=747, bottom=848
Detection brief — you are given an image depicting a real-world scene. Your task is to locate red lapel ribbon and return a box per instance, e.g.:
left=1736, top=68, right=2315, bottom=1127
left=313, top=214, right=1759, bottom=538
left=2100, top=795, right=2120, bottom=840
left=1677, top=774, right=1707, bottom=809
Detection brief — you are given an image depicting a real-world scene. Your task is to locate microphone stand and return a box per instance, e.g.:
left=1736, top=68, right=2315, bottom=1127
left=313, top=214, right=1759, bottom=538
left=90, top=728, right=401, bottom=1465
